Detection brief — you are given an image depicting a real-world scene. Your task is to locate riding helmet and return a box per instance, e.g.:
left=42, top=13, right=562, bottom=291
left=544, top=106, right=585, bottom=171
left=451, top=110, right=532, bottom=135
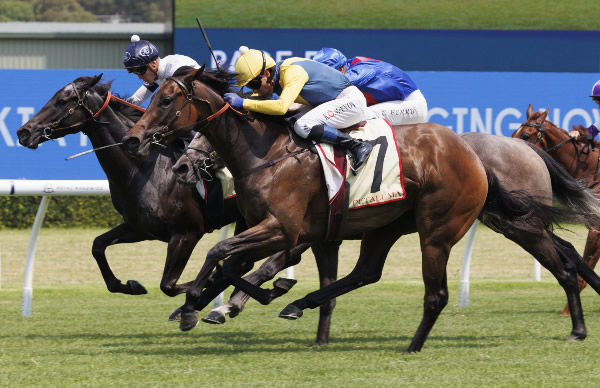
left=233, top=46, right=276, bottom=87
left=590, top=80, right=600, bottom=97
left=313, top=48, right=348, bottom=70
left=123, top=35, right=159, bottom=69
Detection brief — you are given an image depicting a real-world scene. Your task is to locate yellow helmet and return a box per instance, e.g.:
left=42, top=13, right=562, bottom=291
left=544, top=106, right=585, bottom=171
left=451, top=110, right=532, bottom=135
left=234, top=46, right=276, bottom=87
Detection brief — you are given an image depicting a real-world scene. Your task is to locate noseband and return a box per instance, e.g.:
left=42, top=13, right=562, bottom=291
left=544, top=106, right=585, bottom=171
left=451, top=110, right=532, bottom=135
left=181, top=146, right=220, bottom=182
left=147, top=76, right=241, bottom=147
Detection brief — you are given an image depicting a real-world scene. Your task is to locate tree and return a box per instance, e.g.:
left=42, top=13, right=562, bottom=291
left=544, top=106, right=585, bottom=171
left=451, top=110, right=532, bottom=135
left=33, top=0, right=98, bottom=22
left=0, top=0, right=34, bottom=22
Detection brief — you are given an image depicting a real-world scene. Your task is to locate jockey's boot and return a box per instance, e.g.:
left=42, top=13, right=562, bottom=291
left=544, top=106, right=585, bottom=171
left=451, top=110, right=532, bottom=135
left=312, top=124, right=373, bottom=172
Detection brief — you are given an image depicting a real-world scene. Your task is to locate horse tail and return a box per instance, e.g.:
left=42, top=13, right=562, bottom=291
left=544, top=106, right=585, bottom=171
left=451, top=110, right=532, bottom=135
left=525, top=143, right=600, bottom=228
left=551, top=233, right=600, bottom=295
left=478, top=170, right=566, bottom=236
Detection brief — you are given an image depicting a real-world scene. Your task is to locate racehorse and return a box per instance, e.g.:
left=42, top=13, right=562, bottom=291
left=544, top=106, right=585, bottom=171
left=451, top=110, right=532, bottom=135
left=174, top=128, right=600, bottom=345
left=14, top=75, right=339, bottom=343
left=122, top=67, right=600, bottom=352
left=512, top=104, right=600, bottom=314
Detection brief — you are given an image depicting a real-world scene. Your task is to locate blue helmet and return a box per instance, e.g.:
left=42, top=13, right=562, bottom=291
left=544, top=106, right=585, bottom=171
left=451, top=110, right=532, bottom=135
left=123, top=35, right=159, bottom=69
left=313, top=48, right=348, bottom=70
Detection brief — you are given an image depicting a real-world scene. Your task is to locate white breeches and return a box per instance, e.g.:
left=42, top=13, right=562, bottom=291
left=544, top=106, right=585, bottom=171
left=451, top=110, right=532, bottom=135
left=293, top=85, right=368, bottom=138
left=366, top=89, right=428, bottom=125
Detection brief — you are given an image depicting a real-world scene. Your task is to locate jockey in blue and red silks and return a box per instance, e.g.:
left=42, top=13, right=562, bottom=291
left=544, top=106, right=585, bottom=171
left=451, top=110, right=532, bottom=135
left=313, top=48, right=428, bottom=126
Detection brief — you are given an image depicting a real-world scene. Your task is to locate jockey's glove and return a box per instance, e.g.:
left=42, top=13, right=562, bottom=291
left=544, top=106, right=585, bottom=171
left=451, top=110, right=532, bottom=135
left=224, top=93, right=244, bottom=109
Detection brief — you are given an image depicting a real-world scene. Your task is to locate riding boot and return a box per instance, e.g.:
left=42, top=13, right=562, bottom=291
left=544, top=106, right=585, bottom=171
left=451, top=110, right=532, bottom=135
left=311, top=124, right=373, bottom=172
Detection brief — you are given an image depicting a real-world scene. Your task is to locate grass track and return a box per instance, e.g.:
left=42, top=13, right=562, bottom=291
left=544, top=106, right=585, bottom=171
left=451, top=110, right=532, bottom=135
left=1, top=225, right=600, bottom=386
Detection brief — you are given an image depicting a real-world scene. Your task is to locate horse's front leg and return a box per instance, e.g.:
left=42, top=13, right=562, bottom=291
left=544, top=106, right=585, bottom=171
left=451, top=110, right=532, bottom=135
left=202, top=243, right=310, bottom=325
left=159, top=231, right=202, bottom=297
left=91, top=223, right=149, bottom=295
left=179, top=216, right=293, bottom=331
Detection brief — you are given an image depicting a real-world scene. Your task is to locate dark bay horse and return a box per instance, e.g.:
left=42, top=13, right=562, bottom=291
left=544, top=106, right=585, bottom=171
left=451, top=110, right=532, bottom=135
left=174, top=127, right=600, bottom=345
left=15, top=75, right=241, bottom=297
left=512, top=104, right=600, bottom=314
left=122, top=68, right=600, bottom=352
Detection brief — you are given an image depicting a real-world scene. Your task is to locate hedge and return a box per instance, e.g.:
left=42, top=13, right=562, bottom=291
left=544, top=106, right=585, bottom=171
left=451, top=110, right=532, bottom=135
left=0, top=195, right=122, bottom=229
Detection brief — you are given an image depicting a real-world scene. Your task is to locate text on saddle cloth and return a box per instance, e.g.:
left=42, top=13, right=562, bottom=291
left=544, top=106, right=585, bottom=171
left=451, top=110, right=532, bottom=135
left=315, top=118, right=406, bottom=209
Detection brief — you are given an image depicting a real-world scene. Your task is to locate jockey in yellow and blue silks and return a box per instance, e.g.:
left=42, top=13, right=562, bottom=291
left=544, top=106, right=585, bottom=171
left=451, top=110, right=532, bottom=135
left=313, top=48, right=428, bottom=125
left=224, top=47, right=373, bottom=171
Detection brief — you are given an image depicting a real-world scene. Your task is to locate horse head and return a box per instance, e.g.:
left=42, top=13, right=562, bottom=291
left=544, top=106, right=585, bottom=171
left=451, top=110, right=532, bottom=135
left=512, top=104, right=551, bottom=147
left=122, top=65, right=236, bottom=159
left=172, top=132, right=222, bottom=185
left=16, top=74, right=106, bottom=149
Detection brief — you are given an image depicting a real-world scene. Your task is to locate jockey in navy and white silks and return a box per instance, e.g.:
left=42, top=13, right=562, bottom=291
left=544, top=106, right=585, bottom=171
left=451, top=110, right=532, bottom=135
left=313, top=48, right=428, bottom=125
left=123, top=35, right=200, bottom=106
left=224, top=46, right=373, bottom=171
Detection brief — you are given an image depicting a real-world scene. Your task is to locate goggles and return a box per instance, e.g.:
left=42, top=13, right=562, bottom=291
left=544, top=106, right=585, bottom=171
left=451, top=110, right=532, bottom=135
left=245, top=51, right=266, bottom=90
left=127, top=65, right=148, bottom=75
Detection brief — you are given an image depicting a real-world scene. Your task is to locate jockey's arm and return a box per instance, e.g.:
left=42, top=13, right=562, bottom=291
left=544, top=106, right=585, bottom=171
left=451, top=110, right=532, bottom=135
left=243, top=65, right=309, bottom=115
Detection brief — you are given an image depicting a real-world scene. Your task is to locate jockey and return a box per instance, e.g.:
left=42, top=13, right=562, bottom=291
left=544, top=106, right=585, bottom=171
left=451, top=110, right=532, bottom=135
left=224, top=46, right=373, bottom=171
left=123, top=35, right=200, bottom=106
left=569, top=80, right=600, bottom=140
left=313, top=48, right=428, bottom=125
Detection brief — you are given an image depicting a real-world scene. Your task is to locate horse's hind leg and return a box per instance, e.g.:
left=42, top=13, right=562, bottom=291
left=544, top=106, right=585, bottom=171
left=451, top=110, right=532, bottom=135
left=312, top=240, right=341, bottom=346
left=498, top=229, right=586, bottom=340
left=279, top=221, right=408, bottom=328
left=561, top=228, right=600, bottom=315
left=91, top=223, right=148, bottom=295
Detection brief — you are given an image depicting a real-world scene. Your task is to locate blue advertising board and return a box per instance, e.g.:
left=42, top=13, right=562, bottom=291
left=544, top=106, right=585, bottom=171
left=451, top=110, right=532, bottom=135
left=175, top=28, right=600, bottom=73
left=1, top=69, right=598, bottom=179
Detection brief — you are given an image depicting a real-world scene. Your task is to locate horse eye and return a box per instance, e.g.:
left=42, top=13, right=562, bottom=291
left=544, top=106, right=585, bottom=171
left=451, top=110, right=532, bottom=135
left=159, top=96, right=172, bottom=107
left=56, top=98, right=67, bottom=106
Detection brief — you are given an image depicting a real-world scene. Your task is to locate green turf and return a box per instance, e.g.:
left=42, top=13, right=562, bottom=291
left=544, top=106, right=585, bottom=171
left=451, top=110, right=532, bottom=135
left=176, top=0, right=600, bottom=30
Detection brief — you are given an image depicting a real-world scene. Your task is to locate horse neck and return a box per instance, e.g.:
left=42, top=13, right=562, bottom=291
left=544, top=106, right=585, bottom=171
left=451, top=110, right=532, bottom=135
left=542, top=121, right=584, bottom=174
left=85, top=107, right=146, bottom=184
left=204, top=113, right=290, bottom=178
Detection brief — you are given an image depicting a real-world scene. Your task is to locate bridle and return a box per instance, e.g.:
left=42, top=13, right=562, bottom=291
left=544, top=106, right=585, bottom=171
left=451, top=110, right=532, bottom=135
left=519, top=120, right=576, bottom=153
left=146, top=75, right=242, bottom=148
left=41, top=83, right=145, bottom=141
left=180, top=145, right=220, bottom=182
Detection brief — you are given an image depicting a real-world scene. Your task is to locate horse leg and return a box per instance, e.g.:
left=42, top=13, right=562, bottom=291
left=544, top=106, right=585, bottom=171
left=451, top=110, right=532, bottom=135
left=178, top=217, right=293, bottom=331
left=279, top=222, right=407, bottom=330
left=201, top=243, right=310, bottom=324
left=91, top=223, right=149, bottom=295
left=311, top=240, right=341, bottom=346
left=160, top=231, right=202, bottom=297
left=561, top=228, right=600, bottom=315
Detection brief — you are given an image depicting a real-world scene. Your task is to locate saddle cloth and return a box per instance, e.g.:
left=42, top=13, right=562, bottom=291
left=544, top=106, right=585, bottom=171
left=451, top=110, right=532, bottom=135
left=315, top=118, right=406, bottom=209
left=195, top=167, right=236, bottom=201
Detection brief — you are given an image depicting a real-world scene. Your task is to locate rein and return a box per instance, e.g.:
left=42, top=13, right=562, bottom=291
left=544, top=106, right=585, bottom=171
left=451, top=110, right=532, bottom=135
left=148, top=76, right=244, bottom=147
left=521, top=120, right=600, bottom=188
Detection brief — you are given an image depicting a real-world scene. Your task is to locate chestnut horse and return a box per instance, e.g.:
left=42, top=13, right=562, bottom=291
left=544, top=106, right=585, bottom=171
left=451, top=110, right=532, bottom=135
left=512, top=104, right=600, bottom=314
left=175, top=128, right=600, bottom=345
left=122, top=68, right=600, bottom=352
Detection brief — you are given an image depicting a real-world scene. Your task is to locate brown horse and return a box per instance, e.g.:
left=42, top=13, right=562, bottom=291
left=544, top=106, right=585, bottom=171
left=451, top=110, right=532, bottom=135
left=512, top=104, right=600, bottom=314
left=121, top=68, right=600, bottom=352
left=175, top=127, right=600, bottom=345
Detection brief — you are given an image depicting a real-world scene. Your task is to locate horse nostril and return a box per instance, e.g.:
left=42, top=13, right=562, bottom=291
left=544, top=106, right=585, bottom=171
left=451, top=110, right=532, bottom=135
left=16, top=128, right=30, bottom=145
left=173, top=163, right=189, bottom=176
left=124, top=137, right=141, bottom=153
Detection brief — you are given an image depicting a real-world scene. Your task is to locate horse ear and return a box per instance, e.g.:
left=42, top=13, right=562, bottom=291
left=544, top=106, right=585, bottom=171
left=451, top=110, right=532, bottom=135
left=540, top=108, right=548, bottom=121
left=194, top=65, right=205, bottom=81
left=526, top=104, right=533, bottom=118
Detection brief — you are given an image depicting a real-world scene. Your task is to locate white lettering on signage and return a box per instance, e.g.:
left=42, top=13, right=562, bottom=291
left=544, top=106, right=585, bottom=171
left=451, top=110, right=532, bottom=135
left=0, top=107, right=15, bottom=146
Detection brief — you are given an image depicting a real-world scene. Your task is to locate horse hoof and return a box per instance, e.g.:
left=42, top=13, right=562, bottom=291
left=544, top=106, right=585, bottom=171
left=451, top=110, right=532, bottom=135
left=568, top=332, right=587, bottom=341
left=168, top=308, right=182, bottom=321
left=279, top=304, right=303, bottom=320
left=273, top=277, right=297, bottom=292
left=125, top=280, right=148, bottom=295
left=180, top=311, right=199, bottom=331
left=201, top=310, right=226, bottom=325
